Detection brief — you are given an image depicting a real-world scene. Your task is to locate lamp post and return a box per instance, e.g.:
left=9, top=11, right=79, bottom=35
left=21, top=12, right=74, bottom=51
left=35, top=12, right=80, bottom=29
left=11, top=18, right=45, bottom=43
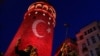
left=64, top=24, right=69, bottom=39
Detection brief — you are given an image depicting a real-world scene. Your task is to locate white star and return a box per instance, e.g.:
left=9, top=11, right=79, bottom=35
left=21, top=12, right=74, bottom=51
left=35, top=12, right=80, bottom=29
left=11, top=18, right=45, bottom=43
left=47, top=28, right=51, bottom=33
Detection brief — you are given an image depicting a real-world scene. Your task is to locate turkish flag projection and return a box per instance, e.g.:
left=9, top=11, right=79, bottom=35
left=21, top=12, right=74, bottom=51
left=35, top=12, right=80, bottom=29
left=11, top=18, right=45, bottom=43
left=4, top=1, right=56, bottom=56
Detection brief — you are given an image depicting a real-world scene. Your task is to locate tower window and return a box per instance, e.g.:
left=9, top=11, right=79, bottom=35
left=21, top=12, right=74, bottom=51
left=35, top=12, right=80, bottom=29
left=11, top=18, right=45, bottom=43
left=49, top=17, right=51, bottom=20
left=32, top=16, right=36, bottom=19
left=48, top=22, right=50, bottom=25
left=35, top=11, right=38, bottom=14
left=43, top=5, right=48, bottom=10
left=52, top=22, right=55, bottom=27
left=91, top=36, right=96, bottom=44
left=48, top=8, right=52, bottom=14
left=43, top=13, right=45, bottom=16
left=35, top=4, right=42, bottom=8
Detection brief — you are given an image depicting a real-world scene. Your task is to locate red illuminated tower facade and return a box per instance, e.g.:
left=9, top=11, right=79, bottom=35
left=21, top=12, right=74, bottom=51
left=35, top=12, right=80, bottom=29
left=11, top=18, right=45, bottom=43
left=4, top=0, right=56, bottom=56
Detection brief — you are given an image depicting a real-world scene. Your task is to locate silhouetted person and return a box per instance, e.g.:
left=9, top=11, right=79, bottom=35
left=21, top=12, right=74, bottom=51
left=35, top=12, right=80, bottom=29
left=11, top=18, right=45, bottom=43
left=0, top=52, right=3, bottom=56
left=58, top=43, right=68, bottom=56
left=15, top=38, right=33, bottom=56
left=30, top=47, right=38, bottom=56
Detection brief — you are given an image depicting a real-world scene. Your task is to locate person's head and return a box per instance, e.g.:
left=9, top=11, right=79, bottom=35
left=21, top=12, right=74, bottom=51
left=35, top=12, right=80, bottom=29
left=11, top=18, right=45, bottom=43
left=30, top=47, right=38, bottom=56
left=24, top=45, right=33, bottom=52
left=31, top=47, right=37, bottom=52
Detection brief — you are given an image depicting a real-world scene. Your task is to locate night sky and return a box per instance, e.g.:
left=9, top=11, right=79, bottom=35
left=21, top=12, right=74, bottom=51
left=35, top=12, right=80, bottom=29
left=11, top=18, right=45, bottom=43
left=0, top=0, right=100, bottom=56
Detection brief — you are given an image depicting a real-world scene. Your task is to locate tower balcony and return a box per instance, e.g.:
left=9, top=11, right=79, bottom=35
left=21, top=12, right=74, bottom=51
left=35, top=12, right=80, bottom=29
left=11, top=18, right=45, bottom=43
left=28, top=2, right=56, bottom=20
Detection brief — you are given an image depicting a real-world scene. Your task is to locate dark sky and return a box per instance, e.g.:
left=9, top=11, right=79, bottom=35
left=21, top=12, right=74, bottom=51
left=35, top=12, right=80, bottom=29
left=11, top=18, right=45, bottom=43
left=0, top=0, right=100, bottom=55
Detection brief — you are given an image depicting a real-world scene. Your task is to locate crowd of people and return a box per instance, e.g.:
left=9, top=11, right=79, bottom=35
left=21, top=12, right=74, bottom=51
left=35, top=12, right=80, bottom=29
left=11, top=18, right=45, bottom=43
left=15, top=38, right=38, bottom=56
left=1, top=39, right=78, bottom=56
left=58, top=43, right=77, bottom=56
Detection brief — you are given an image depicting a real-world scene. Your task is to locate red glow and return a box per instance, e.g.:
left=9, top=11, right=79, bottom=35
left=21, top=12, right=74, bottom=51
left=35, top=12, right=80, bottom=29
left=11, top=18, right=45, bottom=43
left=4, top=1, right=56, bottom=56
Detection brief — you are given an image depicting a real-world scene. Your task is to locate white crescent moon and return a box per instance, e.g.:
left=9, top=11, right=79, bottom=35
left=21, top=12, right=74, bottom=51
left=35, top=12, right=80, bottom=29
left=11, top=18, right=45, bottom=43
left=32, top=20, right=45, bottom=38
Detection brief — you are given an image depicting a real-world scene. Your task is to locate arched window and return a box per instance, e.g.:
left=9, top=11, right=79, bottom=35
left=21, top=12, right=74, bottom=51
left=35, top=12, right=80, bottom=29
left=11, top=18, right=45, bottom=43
left=35, top=4, right=42, bottom=8
left=43, top=5, right=48, bottom=10
left=28, top=4, right=35, bottom=11
left=48, top=8, right=52, bottom=14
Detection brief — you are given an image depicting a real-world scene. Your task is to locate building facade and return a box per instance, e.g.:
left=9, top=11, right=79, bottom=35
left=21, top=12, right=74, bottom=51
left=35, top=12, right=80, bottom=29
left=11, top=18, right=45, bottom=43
left=76, top=21, right=100, bottom=56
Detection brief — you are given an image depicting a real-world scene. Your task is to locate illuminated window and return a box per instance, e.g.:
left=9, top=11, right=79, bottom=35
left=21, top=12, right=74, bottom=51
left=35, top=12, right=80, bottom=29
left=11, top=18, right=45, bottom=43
left=43, top=5, right=48, bottom=10
left=48, top=8, right=52, bottom=14
left=43, top=13, right=45, bottom=16
left=35, top=4, right=42, bottom=8
left=48, top=22, right=50, bottom=25
left=49, top=17, right=51, bottom=20
left=28, top=4, right=35, bottom=10
left=35, top=11, right=38, bottom=14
